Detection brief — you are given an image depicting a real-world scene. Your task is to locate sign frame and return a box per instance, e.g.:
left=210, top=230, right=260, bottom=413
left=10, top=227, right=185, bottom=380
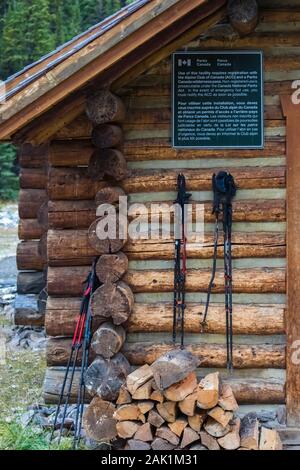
left=172, top=50, right=264, bottom=150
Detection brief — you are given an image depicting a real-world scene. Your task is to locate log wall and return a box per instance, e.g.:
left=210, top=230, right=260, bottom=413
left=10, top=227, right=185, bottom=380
left=43, top=0, right=293, bottom=416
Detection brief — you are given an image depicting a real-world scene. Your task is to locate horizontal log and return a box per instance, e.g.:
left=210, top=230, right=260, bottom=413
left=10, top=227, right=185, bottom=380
left=46, top=338, right=285, bottom=369
left=18, top=143, right=49, bottom=168
left=47, top=229, right=285, bottom=266
left=19, top=168, right=47, bottom=189
left=47, top=266, right=285, bottom=296
left=17, top=271, right=46, bottom=295
left=18, top=219, right=44, bottom=240
left=17, top=241, right=46, bottom=271
left=43, top=367, right=285, bottom=404
left=48, top=166, right=285, bottom=200
left=14, top=294, right=44, bottom=327
left=18, top=189, right=48, bottom=219
left=47, top=199, right=286, bottom=229
left=49, top=140, right=94, bottom=167
left=45, top=297, right=285, bottom=337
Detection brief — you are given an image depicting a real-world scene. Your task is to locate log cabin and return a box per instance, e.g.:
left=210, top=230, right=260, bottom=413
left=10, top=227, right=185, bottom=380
left=0, top=0, right=300, bottom=445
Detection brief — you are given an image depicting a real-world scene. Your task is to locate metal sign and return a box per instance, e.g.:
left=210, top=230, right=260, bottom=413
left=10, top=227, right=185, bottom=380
left=172, top=51, right=264, bottom=149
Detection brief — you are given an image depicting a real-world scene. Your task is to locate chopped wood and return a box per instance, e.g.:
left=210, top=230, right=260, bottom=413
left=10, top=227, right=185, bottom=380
left=240, top=413, right=259, bottom=450
left=156, top=401, right=177, bottom=423
left=151, top=349, right=200, bottom=390
left=92, top=124, right=123, bottom=149
left=114, top=404, right=141, bottom=422
left=197, top=372, right=220, bottom=409
left=207, top=406, right=233, bottom=428
left=88, top=148, right=128, bottom=182
left=151, top=438, right=176, bottom=451
left=156, top=426, right=180, bottom=446
left=116, top=386, right=132, bottom=406
left=91, top=322, right=126, bottom=358
left=163, top=372, right=197, bottom=402
left=168, top=418, right=188, bottom=437
left=91, top=281, right=134, bottom=325
left=147, top=410, right=165, bottom=428
left=126, top=364, right=153, bottom=395
left=259, top=427, right=283, bottom=451
left=116, top=421, right=140, bottom=439
left=82, top=397, right=117, bottom=442
left=180, top=427, right=200, bottom=448
left=150, top=389, right=164, bottom=403
left=188, top=410, right=206, bottom=433
left=137, top=401, right=154, bottom=415
left=86, top=90, right=126, bottom=125
left=218, top=383, right=239, bottom=411
left=134, top=423, right=153, bottom=442
left=96, top=252, right=129, bottom=284
left=132, top=379, right=153, bottom=400
left=218, top=418, right=241, bottom=450
left=95, top=186, right=125, bottom=206
left=199, top=431, right=221, bottom=450
left=85, top=354, right=130, bottom=401
left=189, top=444, right=207, bottom=450
left=126, top=440, right=151, bottom=451
left=178, top=391, right=197, bottom=417
left=203, top=417, right=230, bottom=438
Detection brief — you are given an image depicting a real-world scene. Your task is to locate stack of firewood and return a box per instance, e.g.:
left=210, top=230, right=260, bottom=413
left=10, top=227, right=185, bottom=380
left=83, top=349, right=282, bottom=450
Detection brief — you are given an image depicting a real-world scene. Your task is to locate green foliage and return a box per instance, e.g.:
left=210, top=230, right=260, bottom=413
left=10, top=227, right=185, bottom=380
left=0, top=144, right=18, bottom=201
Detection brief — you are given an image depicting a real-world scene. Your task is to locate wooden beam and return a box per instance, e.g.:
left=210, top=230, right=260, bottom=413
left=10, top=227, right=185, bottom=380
left=281, top=94, right=300, bottom=426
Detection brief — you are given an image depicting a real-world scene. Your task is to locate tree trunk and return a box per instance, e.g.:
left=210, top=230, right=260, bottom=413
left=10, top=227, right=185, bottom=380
left=88, top=218, right=126, bottom=255
left=82, top=397, right=117, bottom=441
left=86, top=90, right=126, bottom=125
left=92, top=124, right=123, bottom=149
left=91, top=322, right=126, bottom=358
left=96, top=252, right=128, bottom=283
left=88, top=149, right=128, bottom=182
left=91, top=281, right=134, bottom=325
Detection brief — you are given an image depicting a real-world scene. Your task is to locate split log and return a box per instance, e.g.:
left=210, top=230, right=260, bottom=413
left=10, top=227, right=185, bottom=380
left=91, top=322, right=126, bottom=358
left=43, top=368, right=285, bottom=405
left=48, top=200, right=96, bottom=229
left=228, top=0, right=258, bottom=37
left=134, top=423, right=153, bottom=442
left=240, top=413, right=259, bottom=450
left=48, top=166, right=285, bottom=200
left=82, top=397, right=117, bottom=441
left=45, top=299, right=285, bottom=337
left=151, top=438, right=175, bottom=451
left=18, top=143, right=49, bottom=168
left=199, top=431, right=220, bottom=450
left=92, top=124, right=123, bottom=149
left=180, top=427, right=200, bottom=448
left=156, top=402, right=177, bottom=423
left=86, top=90, right=126, bottom=125
left=132, top=380, right=153, bottom=400
left=18, top=219, right=44, bottom=240
left=218, top=418, right=241, bottom=450
left=168, top=418, right=188, bottom=437
left=207, top=406, right=233, bottom=428
left=178, top=391, right=197, bottom=417
left=126, top=364, right=153, bottom=395
left=19, top=168, right=47, bottom=189
left=137, top=401, right=154, bottom=415
left=188, top=410, right=206, bottom=432
left=163, top=372, right=197, bottom=402
left=19, top=189, right=47, bottom=219
left=151, top=349, right=200, bottom=390
left=96, top=252, right=128, bottom=284
left=259, top=427, right=283, bottom=451
left=46, top=338, right=286, bottom=370
left=91, top=281, right=134, bottom=325
left=150, top=389, right=164, bottom=403
left=95, top=186, right=125, bottom=206
left=88, top=149, right=128, bottom=182
left=116, top=386, right=132, bottom=405
left=114, top=404, right=141, bottom=422
left=148, top=410, right=165, bottom=428
left=197, top=372, right=220, bottom=410
left=126, top=440, right=150, bottom=450
left=17, top=241, right=45, bottom=270
left=14, top=294, right=43, bottom=327
left=88, top=219, right=126, bottom=255
left=17, top=271, right=46, bottom=295
left=218, top=383, right=239, bottom=411
left=203, top=417, right=230, bottom=438
left=85, top=353, right=130, bottom=401
left=116, top=421, right=140, bottom=439
left=156, top=426, right=179, bottom=446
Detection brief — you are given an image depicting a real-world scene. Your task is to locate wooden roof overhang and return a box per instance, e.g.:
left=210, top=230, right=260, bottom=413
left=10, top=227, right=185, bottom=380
left=0, top=0, right=227, bottom=144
